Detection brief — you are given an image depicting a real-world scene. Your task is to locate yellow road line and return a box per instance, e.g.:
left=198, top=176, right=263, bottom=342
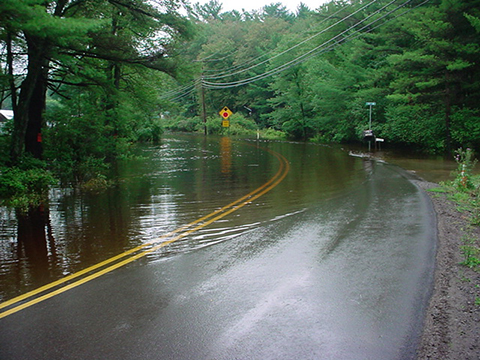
left=0, top=145, right=289, bottom=319
left=0, top=144, right=285, bottom=312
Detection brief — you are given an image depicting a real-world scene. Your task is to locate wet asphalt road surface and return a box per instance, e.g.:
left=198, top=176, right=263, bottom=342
left=0, top=161, right=436, bottom=359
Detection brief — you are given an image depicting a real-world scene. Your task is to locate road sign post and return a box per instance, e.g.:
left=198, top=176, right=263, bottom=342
left=365, top=102, right=376, bottom=151
left=365, top=102, right=376, bottom=129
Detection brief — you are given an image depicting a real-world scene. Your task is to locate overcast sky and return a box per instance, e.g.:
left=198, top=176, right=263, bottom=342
left=194, top=0, right=330, bottom=13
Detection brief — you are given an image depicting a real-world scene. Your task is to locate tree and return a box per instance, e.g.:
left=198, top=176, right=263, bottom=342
left=261, top=3, right=294, bottom=22
left=0, top=0, right=192, bottom=164
left=265, top=15, right=319, bottom=139
left=181, top=6, right=291, bottom=124
left=383, top=0, right=480, bottom=152
left=191, top=0, right=224, bottom=22
left=154, top=0, right=480, bottom=153
left=1, top=0, right=99, bottom=162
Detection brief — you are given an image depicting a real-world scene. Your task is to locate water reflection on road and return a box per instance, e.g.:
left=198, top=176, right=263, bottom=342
left=0, top=135, right=367, bottom=301
left=0, top=134, right=438, bottom=359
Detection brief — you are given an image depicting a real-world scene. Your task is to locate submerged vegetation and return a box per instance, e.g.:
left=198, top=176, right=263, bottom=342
left=0, top=157, right=56, bottom=211
left=0, top=0, right=480, bottom=207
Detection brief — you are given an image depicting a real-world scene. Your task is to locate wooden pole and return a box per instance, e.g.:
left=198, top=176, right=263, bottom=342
left=200, top=76, right=207, bottom=135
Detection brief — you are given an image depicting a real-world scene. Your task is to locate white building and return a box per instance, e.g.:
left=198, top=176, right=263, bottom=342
left=0, top=110, right=14, bottom=122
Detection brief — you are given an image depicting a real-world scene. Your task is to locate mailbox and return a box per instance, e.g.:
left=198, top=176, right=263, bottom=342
left=363, top=130, right=375, bottom=142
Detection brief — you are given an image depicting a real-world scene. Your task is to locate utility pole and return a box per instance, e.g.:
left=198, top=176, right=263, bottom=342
left=200, top=76, right=207, bottom=135
left=197, top=75, right=207, bottom=135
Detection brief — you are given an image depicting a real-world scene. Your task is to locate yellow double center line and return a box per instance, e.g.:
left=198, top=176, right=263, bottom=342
left=0, top=145, right=290, bottom=319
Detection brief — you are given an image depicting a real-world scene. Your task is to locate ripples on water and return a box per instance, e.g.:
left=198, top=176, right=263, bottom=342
left=150, top=208, right=309, bottom=260
left=0, top=135, right=455, bottom=301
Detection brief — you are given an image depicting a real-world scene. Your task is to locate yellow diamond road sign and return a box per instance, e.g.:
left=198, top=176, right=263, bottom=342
left=219, top=106, right=233, bottom=119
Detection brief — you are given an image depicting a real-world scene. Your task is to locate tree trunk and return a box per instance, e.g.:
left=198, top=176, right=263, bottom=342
left=25, top=69, right=47, bottom=159
left=10, top=35, right=49, bottom=164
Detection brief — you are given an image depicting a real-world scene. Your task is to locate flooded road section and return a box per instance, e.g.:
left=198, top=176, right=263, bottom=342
left=0, top=135, right=436, bottom=359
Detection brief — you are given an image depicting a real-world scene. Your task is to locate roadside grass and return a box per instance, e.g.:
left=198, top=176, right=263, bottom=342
left=433, top=174, right=480, bottom=274
left=461, top=237, right=480, bottom=269
left=430, top=148, right=480, bottom=305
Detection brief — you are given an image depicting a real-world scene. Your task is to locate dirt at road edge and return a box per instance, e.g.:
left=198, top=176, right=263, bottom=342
left=416, top=181, right=480, bottom=359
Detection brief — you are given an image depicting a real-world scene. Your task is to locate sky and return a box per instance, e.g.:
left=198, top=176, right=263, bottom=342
left=194, top=0, right=330, bottom=13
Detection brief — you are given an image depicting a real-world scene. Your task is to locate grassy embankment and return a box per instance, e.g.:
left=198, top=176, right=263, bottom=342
left=429, top=148, right=480, bottom=305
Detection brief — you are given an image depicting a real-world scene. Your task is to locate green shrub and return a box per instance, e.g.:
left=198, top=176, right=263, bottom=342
left=0, top=164, right=56, bottom=210
left=260, top=128, right=287, bottom=140
left=206, top=116, right=223, bottom=135
left=135, top=119, right=163, bottom=143
left=163, top=116, right=203, bottom=132
left=206, top=114, right=259, bottom=136
left=80, top=174, right=111, bottom=193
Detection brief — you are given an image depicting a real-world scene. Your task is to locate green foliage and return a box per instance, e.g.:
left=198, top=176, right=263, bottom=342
left=461, top=237, right=480, bottom=271
left=453, top=148, right=478, bottom=190
left=174, top=0, right=480, bottom=153
left=380, top=104, right=446, bottom=153
left=427, top=187, right=449, bottom=194
left=1, top=0, right=193, bottom=167
left=435, top=154, right=480, bottom=287
left=80, top=174, right=111, bottom=193
left=442, top=160, right=480, bottom=227
left=205, top=116, right=222, bottom=135
left=197, top=113, right=259, bottom=136
left=0, top=0, right=104, bottom=39
left=451, top=108, right=480, bottom=149
left=44, top=92, right=115, bottom=183
left=162, top=116, right=204, bottom=132
left=43, top=63, right=173, bottom=183
left=1, top=0, right=480, bottom=194
left=135, top=120, right=163, bottom=143
left=465, top=13, right=480, bottom=32
left=0, top=156, right=56, bottom=210
left=461, top=246, right=480, bottom=270
left=259, top=128, right=287, bottom=140
left=223, top=114, right=258, bottom=136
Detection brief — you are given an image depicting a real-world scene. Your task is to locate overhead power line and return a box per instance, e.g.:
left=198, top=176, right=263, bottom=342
left=159, top=79, right=200, bottom=100
left=201, top=0, right=409, bottom=89
left=201, top=2, right=355, bottom=78
left=202, top=0, right=376, bottom=80
left=201, top=0, right=429, bottom=89
left=159, top=1, right=358, bottom=100
left=161, top=0, right=431, bottom=99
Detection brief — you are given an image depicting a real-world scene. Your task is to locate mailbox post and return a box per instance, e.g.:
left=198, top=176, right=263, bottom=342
left=365, top=102, right=376, bottom=151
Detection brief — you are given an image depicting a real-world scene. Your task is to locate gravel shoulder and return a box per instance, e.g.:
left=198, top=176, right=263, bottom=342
left=416, top=180, right=480, bottom=359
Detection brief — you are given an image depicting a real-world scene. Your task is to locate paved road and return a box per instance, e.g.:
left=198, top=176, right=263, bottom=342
left=0, top=159, right=436, bottom=359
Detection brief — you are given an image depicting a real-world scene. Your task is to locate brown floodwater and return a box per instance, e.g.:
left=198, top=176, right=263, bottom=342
left=1, top=134, right=456, bottom=359
left=0, top=135, right=458, bottom=303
